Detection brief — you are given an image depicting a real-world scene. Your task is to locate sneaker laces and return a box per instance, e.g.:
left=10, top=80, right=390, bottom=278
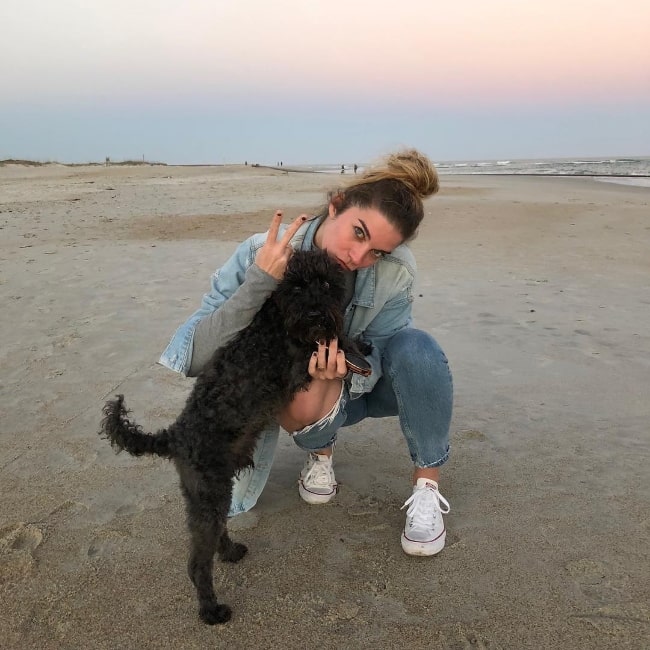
left=401, top=484, right=450, bottom=529
left=303, top=455, right=334, bottom=487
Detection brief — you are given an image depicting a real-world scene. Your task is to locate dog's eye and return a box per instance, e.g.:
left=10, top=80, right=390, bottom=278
left=323, top=281, right=330, bottom=290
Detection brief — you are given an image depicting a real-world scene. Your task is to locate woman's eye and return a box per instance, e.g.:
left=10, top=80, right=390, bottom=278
left=354, top=226, right=365, bottom=240
left=371, top=250, right=383, bottom=259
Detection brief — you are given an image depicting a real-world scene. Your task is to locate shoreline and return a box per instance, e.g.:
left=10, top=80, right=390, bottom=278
left=3, top=157, right=650, bottom=177
left=2, top=159, right=650, bottom=188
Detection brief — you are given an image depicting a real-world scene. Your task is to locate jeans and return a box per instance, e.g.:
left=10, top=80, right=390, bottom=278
left=228, top=328, right=453, bottom=516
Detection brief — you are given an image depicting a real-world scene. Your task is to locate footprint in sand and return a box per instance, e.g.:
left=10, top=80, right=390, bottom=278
left=567, top=558, right=648, bottom=637
left=457, top=429, right=487, bottom=442
left=571, top=601, right=650, bottom=637
left=565, top=558, right=630, bottom=605
left=85, top=529, right=130, bottom=558
left=0, top=522, right=43, bottom=580
left=443, top=627, right=502, bottom=649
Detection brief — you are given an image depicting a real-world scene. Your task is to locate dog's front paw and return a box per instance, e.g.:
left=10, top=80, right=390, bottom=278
left=220, top=541, right=248, bottom=563
left=199, top=602, right=232, bottom=625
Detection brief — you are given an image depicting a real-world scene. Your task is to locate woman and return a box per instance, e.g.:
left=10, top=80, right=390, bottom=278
left=159, top=149, right=453, bottom=556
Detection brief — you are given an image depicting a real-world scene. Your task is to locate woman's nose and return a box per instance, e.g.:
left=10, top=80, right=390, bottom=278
left=348, top=245, right=367, bottom=267
left=350, top=246, right=370, bottom=268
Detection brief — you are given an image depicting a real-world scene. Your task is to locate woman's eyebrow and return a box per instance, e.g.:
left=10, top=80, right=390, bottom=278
left=358, top=219, right=371, bottom=239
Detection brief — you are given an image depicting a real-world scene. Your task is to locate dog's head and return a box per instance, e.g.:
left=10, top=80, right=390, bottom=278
left=274, top=249, right=346, bottom=344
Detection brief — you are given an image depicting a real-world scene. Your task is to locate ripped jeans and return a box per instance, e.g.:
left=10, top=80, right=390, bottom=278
left=229, top=328, right=453, bottom=516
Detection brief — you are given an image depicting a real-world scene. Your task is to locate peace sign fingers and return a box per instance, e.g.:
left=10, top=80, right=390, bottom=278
left=255, top=211, right=308, bottom=279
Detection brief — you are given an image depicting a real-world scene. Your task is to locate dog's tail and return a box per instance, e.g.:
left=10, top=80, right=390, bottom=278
left=100, top=394, right=174, bottom=459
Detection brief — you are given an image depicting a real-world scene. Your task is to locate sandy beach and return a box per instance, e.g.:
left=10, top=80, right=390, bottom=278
left=1, top=164, right=648, bottom=649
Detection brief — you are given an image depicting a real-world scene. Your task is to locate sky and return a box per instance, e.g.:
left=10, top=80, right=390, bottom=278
left=1, top=0, right=649, bottom=164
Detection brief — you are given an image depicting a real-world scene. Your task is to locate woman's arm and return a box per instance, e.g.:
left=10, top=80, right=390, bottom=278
left=159, top=212, right=307, bottom=377
left=188, top=263, right=278, bottom=375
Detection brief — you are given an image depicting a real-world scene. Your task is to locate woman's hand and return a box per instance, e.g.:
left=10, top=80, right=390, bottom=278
left=309, top=338, right=348, bottom=381
left=255, top=210, right=308, bottom=280
left=279, top=338, right=347, bottom=432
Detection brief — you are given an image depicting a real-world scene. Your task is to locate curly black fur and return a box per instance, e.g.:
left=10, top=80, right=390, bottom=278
left=99, top=249, right=367, bottom=625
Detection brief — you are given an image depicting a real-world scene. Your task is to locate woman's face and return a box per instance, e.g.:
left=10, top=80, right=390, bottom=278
left=315, top=203, right=404, bottom=271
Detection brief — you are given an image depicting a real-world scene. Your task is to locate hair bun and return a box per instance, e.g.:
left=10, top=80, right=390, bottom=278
left=385, top=149, right=439, bottom=198
left=334, top=147, right=439, bottom=241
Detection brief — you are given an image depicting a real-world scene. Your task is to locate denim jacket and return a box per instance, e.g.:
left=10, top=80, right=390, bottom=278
left=159, top=216, right=417, bottom=516
left=159, top=216, right=416, bottom=398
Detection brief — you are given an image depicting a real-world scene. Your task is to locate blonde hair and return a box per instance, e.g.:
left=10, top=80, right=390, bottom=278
left=328, top=149, right=439, bottom=241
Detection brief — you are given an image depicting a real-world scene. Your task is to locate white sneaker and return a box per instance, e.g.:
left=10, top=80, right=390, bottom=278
left=401, top=478, right=451, bottom=556
left=298, top=453, right=337, bottom=504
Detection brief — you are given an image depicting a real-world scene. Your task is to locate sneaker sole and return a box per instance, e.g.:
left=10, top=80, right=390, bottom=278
left=400, top=531, right=446, bottom=556
left=298, top=483, right=336, bottom=504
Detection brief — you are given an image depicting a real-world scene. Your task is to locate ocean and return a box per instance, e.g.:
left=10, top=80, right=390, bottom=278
left=301, top=157, right=650, bottom=188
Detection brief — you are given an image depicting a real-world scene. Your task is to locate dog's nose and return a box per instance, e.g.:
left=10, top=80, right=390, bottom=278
left=307, top=310, right=321, bottom=319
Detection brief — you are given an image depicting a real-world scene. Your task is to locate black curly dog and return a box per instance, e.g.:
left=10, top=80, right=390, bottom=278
left=100, top=249, right=369, bottom=625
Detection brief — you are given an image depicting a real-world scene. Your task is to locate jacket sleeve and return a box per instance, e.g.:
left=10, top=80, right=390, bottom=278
left=158, top=233, right=277, bottom=376
left=188, top=264, right=278, bottom=375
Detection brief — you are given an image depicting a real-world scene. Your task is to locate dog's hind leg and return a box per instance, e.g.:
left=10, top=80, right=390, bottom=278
left=186, top=516, right=231, bottom=625
left=178, top=465, right=237, bottom=625
left=217, top=528, right=248, bottom=563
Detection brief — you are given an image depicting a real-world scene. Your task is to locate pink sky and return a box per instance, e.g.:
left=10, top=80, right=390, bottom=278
left=2, top=0, right=648, bottom=162
left=4, top=0, right=649, bottom=106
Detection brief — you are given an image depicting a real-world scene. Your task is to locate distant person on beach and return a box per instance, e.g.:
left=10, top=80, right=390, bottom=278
left=354, top=163, right=358, bottom=174
left=160, top=149, right=453, bottom=556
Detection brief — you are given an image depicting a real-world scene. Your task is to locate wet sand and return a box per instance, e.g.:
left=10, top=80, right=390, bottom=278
left=1, top=164, right=649, bottom=648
